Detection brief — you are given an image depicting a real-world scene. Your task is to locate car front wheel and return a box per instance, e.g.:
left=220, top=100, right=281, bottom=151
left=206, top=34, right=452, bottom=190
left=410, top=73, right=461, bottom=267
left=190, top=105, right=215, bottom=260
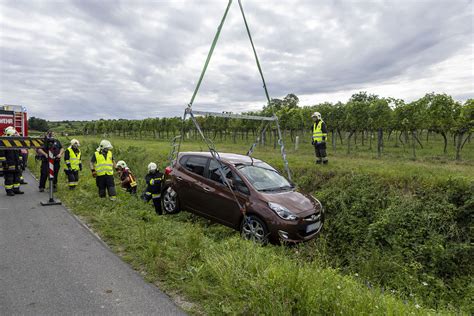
left=162, top=186, right=180, bottom=214
left=240, top=215, right=268, bottom=244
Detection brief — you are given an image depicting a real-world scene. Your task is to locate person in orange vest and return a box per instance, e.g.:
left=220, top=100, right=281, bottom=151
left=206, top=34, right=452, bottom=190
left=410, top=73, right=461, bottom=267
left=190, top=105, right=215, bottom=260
left=311, top=112, right=328, bottom=164
left=116, top=160, right=137, bottom=195
left=64, top=139, right=82, bottom=189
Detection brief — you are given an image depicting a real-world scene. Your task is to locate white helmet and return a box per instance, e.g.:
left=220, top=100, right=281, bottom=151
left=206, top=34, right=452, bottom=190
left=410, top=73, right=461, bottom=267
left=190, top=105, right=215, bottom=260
left=97, top=139, right=113, bottom=151
left=116, top=160, right=127, bottom=169
left=70, top=139, right=80, bottom=146
left=311, top=112, right=321, bottom=119
left=147, top=162, right=157, bottom=172
left=4, top=126, right=16, bottom=136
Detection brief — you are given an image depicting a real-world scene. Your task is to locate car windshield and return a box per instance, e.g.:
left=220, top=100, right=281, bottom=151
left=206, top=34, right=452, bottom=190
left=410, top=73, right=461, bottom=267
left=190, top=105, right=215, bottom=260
left=237, top=165, right=293, bottom=192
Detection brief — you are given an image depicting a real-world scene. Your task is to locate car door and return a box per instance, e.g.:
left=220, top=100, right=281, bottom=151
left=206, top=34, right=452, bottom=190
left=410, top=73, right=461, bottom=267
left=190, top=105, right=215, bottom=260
left=176, top=155, right=210, bottom=213
left=203, top=159, right=248, bottom=228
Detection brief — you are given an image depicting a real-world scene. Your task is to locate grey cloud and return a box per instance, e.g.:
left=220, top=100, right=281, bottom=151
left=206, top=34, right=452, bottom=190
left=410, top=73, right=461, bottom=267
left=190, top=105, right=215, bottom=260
left=0, top=0, right=472, bottom=120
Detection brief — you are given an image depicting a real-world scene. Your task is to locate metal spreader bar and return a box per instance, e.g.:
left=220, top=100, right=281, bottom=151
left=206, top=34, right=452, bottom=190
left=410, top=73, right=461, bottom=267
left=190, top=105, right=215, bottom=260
left=191, top=110, right=276, bottom=121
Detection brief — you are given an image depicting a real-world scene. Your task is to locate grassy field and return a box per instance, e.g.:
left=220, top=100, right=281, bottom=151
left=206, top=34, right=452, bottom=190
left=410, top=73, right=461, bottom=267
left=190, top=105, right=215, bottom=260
left=28, top=135, right=473, bottom=315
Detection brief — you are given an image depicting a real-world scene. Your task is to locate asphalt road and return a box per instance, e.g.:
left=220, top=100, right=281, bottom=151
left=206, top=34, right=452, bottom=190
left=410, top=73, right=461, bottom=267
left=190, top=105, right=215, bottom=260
left=0, top=170, right=185, bottom=315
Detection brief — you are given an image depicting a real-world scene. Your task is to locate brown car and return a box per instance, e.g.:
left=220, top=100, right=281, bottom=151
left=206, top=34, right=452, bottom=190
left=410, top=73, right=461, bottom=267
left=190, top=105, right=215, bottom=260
left=162, top=152, right=324, bottom=243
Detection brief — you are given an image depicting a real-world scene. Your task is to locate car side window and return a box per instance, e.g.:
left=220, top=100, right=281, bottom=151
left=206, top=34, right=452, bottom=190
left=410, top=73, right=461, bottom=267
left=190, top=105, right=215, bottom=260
left=184, top=156, right=208, bottom=177
left=208, top=159, right=231, bottom=183
left=208, top=159, right=250, bottom=195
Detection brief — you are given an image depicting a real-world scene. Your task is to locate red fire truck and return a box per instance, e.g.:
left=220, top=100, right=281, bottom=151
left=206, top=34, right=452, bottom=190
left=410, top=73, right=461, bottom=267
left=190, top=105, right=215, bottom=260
left=0, top=104, right=28, bottom=136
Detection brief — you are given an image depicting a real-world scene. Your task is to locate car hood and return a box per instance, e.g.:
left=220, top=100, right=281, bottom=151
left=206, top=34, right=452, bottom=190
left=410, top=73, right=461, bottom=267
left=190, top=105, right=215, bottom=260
left=260, top=190, right=321, bottom=215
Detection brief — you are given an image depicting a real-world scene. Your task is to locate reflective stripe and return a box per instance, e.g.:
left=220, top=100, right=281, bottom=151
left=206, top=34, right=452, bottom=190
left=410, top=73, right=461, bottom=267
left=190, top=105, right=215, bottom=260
left=149, top=176, right=163, bottom=185
left=94, top=151, right=113, bottom=176
left=152, top=194, right=161, bottom=199
left=13, top=183, right=20, bottom=188
left=312, top=121, right=327, bottom=142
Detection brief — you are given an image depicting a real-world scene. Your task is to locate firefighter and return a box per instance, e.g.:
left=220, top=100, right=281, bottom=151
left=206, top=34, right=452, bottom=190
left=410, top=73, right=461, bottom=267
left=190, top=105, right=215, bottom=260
left=311, top=112, right=328, bottom=164
left=116, top=160, right=137, bottom=195
left=90, top=140, right=117, bottom=200
left=2, top=126, right=24, bottom=196
left=143, top=162, right=163, bottom=215
left=12, top=128, right=28, bottom=185
left=64, top=139, right=82, bottom=189
left=37, top=131, right=64, bottom=192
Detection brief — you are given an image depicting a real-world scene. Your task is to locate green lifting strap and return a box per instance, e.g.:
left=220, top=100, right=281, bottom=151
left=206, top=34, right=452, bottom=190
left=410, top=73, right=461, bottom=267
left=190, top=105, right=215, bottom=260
left=237, top=0, right=271, bottom=105
left=188, top=0, right=233, bottom=108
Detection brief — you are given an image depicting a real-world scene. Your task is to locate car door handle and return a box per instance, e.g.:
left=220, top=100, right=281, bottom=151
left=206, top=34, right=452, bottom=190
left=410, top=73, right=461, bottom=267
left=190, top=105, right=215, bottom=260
left=176, top=176, right=183, bottom=181
left=203, top=187, right=211, bottom=192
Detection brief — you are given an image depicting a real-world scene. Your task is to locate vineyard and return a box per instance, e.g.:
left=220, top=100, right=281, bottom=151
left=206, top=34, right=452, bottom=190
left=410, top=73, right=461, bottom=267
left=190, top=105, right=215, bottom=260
left=76, top=92, right=474, bottom=161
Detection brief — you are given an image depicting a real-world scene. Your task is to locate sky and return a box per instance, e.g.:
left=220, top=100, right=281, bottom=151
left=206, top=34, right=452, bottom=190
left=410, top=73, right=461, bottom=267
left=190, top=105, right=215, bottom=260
left=0, top=0, right=473, bottom=121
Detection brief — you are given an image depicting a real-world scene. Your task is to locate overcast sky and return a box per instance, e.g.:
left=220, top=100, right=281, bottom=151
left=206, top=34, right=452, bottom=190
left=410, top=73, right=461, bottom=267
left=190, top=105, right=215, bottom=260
left=1, top=0, right=473, bottom=121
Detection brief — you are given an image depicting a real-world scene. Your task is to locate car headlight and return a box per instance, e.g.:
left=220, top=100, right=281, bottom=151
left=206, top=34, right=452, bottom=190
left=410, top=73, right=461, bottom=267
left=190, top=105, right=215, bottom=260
left=268, top=202, right=298, bottom=221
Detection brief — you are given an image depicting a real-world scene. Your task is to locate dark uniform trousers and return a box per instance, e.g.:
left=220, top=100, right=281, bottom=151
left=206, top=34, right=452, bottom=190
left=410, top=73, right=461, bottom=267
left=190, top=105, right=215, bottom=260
left=66, top=170, right=79, bottom=187
left=314, top=141, right=328, bottom=164
left=3, top=150, right=22, bottom=194
left=96, top=175, right=116, bottom=198
left=39, top=158, right=61, bottom=189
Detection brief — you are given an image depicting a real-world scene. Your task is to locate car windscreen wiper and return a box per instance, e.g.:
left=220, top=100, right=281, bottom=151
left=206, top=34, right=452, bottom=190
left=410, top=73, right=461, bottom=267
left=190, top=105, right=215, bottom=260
left=259, top=186, right=293, bottom=192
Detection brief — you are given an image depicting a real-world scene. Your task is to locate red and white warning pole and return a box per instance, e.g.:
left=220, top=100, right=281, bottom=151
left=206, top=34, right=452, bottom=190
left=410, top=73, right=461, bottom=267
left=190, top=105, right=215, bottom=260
left=41, top=148, right=61, bottom=206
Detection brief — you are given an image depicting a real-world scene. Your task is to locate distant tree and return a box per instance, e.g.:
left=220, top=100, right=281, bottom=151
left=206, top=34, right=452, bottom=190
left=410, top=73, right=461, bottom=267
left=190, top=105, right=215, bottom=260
left=425, top=93, right=457, bottom=154
left=453, top=99, right=474, bottom=160
left=28, top=117, right=49, bottom=132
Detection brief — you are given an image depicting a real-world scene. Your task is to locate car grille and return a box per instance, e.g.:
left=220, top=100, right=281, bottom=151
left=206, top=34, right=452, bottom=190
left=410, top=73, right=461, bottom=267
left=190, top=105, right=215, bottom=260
left=303, top=213, right=321, bottom=222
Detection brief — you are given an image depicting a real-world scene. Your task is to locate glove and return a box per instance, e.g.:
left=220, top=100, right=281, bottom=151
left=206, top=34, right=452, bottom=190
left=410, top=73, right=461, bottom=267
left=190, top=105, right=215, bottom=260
left=311, top=140, right=315, bottom=145
left=79, top=163, right=82, bottom=171
left=66, top=163, right=72, bottom=171
left=92, top=169, right=97, bottom=178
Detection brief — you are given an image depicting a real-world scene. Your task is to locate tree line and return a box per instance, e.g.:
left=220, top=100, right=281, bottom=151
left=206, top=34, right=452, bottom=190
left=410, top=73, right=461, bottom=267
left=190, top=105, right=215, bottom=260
left=80, top=92, right=473, bottom=160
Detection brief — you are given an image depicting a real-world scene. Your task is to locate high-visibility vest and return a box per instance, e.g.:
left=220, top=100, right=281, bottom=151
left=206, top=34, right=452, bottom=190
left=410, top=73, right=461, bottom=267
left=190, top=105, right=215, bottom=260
left=94, top=151, right=113, bottom=176
left=312, top=121, right=327, bottom=142
left=66, top=147, right=81, bottom=170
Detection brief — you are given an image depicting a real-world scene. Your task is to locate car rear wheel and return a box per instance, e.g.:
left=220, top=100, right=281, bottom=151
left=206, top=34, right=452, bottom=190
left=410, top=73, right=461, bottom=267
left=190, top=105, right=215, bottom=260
left=162, top=186, right=180, bottom=214
left=240, top=215, right=268, bottom=244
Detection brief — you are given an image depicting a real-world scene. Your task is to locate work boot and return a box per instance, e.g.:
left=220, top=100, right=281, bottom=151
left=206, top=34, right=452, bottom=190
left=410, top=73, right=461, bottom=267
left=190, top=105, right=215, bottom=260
left=323, top=160, right=328, bottom=165
left=13, top=189, right=25, bottom=194
left=39, top=187, right=45, bottom=192
left=316, top=160, right=322, bottom=164
left=6, top=190, right=15, bottom=196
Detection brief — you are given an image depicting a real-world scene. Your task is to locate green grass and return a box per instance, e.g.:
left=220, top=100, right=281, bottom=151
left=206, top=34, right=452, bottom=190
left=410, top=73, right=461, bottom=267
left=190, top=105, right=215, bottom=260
left=27, top=135, right=473, bottom=315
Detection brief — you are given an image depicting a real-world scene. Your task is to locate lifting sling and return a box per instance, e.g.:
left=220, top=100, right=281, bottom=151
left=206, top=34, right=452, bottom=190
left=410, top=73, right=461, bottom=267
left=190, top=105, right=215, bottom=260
left=172, top=0, right=292, bottom=222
